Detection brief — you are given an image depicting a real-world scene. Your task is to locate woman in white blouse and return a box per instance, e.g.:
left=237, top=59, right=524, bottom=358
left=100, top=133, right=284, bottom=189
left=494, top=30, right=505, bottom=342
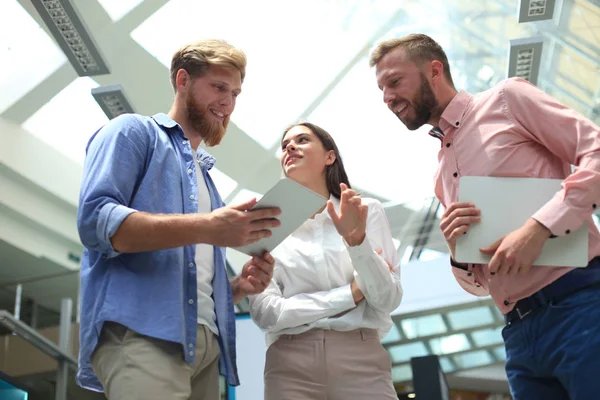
left=249, top=122, right=403, bottom=400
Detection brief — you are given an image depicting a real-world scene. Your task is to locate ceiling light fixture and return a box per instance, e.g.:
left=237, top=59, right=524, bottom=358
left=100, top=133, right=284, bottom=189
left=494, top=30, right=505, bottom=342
left=91, top=84, right=134, bottom=119
left=507, top=37, right=544, bottom=85
left=31, top=0, right=110, bottom=76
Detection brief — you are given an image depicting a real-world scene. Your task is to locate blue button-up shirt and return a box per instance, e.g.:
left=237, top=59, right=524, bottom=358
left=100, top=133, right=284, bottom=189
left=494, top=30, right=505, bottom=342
left=76, top=113, right=239, bottom=391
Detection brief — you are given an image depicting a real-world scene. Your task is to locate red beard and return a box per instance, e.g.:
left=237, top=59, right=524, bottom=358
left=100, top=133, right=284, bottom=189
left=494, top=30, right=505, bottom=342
left=185, top=92, right=228, bottom=147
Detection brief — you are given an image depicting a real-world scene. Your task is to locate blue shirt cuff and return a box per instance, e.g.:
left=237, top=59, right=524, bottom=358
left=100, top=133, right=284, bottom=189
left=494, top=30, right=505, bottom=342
left=97, top=203, right=137, bottom=258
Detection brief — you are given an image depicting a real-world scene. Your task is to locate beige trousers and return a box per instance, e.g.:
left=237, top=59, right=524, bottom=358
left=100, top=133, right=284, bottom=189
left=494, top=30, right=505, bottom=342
left=91, top=322, right=220, bottom=400
left=264, top=328, right=397, bottom=400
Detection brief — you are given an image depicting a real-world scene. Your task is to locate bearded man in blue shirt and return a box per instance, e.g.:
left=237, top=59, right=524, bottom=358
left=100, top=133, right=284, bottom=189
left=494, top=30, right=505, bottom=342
left=76, top=39, right=280, bottom=400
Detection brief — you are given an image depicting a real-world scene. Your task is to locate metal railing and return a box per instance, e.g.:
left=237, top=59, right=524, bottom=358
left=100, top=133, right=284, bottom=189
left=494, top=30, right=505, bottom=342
left=0, top=270, right=79, bottom=400
left=0, top=299, right=75, bottom=400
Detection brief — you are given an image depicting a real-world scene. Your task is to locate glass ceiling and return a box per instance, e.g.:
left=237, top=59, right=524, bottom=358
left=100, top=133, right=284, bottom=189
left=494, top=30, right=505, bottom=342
left=4, top=0, right=598, bottom=203
left=98, top=0, right=145, bottom=21
left=306, top=55, right=440, bottom=202
left=22, top=77, right=107, bottom=165
left=132, top=0, right=406, bottom=150
left=1, top=1, right=66, bottom=114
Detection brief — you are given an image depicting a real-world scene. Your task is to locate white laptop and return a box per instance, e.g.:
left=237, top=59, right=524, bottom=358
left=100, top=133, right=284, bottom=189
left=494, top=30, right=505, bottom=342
left=455, top=176, right=589, bottom=267
left=234, top=177, right=328, bottom=256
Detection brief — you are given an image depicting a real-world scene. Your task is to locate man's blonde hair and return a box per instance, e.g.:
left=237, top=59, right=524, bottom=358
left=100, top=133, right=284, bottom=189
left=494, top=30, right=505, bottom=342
left=170, top=39, right=247, bottom=91
left=369, top=34, right=454, bottom=87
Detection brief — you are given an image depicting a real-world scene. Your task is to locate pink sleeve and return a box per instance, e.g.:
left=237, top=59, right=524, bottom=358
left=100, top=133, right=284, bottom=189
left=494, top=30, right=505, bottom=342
left=501, top=77, right=600, bottom=236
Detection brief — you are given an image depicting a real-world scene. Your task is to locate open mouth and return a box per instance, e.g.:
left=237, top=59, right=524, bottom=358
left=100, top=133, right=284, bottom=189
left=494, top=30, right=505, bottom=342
left=209, top=109, right=225, bottom=120
left=286, top=155, right=301, bottom=166
left=395, top=103, right=408, bottom=118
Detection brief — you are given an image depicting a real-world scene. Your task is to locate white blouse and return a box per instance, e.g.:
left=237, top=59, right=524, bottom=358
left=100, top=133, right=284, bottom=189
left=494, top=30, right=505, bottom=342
left=249, top=196, right=403, bottom=347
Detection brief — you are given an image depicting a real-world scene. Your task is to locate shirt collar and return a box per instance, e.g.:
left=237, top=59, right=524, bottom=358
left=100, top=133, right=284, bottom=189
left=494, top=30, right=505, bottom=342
left=428, top=127, right=445, bottom=142
left=301, top=194, right=337, bottom=225
left=312, top=194, right=338, bottom=221
left=152, top=113, right=179, bottom=129
left=153, top=113, right=217, bottom=170
left=195, top=147, right=216, bottom=170
left=438, top=90, right=473, bottom=134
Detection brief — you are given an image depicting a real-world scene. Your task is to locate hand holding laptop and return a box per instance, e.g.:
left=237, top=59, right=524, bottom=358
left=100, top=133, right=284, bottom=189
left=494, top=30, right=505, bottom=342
left=454, top=176, right=588, bottom=269
left=234, top=178, right=328, bottom=256
left=441, top=200, right=553, bottom=275
left=479, top=218, right=552, bottom=276
left=439, top=202, right=481, bottom=260
left=232, top=251, right=276, bottom=302
left=208, top=198, right=281, bottom=248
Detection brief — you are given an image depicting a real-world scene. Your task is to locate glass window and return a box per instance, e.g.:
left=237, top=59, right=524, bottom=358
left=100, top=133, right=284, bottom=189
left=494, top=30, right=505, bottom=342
left=388, top=342, right=429, bottom=364
left=493, top=346, right=507, bottom=361
left=447, top=306, right=494, bottom=330
left=401, top=314, right=447, bottom=339
left=392, top=364, right=413, bottom=383
left=439, top=356, right=455, bottom=373
left=453, top=350, right=493, bottom=369
left=382, top=324, right=402, bottom=344
left=429, top=333, right=471, bottom=355
left=471, top=327, right=503, bottom=347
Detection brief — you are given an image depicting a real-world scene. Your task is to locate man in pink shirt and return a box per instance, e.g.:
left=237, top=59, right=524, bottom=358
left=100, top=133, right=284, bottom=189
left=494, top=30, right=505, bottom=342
left=370, top=33, right=600, bottom=399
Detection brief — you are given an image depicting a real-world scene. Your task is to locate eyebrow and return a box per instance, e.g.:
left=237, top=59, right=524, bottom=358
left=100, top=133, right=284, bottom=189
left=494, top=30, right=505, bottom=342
left=214, top=80, right=242, bottom=94
left=376, top=74, right=388, bottom=91
left=377, top=71, right=398, bottom=90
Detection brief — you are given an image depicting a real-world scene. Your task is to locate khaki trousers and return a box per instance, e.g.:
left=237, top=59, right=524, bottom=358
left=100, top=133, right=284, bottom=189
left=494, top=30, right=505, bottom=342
left=92, top=322, right=220, bottom=400
left=264, top=328, right=397, bottom=400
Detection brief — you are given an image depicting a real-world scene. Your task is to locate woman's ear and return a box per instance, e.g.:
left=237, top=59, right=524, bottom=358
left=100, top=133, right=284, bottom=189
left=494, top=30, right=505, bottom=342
left=325, top=150, right=336, bottom=166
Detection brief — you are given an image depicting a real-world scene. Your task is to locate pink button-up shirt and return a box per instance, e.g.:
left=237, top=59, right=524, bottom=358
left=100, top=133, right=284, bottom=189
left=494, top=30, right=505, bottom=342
left=433, top=77, right=600, bottom=314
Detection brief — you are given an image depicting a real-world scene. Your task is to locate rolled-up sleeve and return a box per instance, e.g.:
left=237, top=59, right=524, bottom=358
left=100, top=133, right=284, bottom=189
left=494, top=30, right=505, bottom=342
left=502, top=77, right=600, bottom=236
left=77, top=114, right=150, bottom=258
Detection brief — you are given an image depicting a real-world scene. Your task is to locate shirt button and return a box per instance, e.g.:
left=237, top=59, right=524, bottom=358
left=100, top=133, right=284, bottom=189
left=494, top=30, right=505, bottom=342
left=182, top=141, right=188, bottom=145
left=565, top=229, right=571, bottom=234
left=188, top=343, right=194, bottom=348
left=476, top=284, right=481, bottom=287
left=188, top=299, right=194, bottom=304
left=453, top=172, right=458, bottom=178
left=446, top=143, right=451, bottom=148
left=593, top=203, right=597, bottom=209
left=504, top=300, right=510, bottom=306
left=189, top=194, right=195, bottom=200
left=189, top=351, right=194, bottom=356
left=467, top=272, right=472, bottom=276
left=189, top=263, right=194, bottom=268
left=187, top=169, right=193, bottom=174
left=455, top=121, right=460, bottom=126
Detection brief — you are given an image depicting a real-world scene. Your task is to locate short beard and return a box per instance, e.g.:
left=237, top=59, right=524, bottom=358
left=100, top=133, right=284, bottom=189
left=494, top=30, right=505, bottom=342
left=185, top=92, right=228, bottom=147
left=401, top=72, right=439, bottom=131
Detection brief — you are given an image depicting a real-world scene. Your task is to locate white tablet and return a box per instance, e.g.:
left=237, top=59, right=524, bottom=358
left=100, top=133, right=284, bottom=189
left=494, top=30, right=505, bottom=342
left=233, top=177, right=327, bottom=256
left=455, top=176, right=589, bottom=267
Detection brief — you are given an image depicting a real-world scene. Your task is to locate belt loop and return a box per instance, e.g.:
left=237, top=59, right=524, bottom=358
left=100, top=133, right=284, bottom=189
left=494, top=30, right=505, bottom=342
left=360, top=329, right=366, bottom=341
